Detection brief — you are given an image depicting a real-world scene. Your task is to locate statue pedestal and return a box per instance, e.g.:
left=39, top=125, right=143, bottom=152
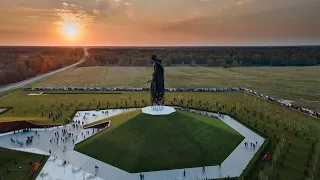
left=141, top=106, right=176, bottom=115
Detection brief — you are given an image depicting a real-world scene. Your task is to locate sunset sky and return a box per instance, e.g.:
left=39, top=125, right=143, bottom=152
left=0, top=0, right=319, bottom=46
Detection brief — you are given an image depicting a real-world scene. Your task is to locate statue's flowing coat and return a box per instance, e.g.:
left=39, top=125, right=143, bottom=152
left=151, top=61, right=164, bottom=93
left=150, top=60, right=165, bottom=105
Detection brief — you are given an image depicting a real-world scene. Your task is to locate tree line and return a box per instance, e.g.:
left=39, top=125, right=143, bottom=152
left=0, top=46, right=319, bottom=86
left=0, top=47, right=84, bottom=86
left=81, top=46, right=320, bottom=67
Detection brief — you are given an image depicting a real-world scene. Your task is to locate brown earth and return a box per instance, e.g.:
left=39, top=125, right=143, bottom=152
left=0, top=120, right=58, bottom=133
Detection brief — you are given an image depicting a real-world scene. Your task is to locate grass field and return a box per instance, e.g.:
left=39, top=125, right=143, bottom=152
left=0, top=90, right=319, bottom=179
left=31, top=66, right=320, bottom=112
left=0, top=147, right=48, bottom=180
left=75, top=109, right=244, bottom=172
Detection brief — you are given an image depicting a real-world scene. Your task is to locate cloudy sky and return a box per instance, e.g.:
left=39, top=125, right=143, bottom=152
left=0, top=0, right=319, bottom=46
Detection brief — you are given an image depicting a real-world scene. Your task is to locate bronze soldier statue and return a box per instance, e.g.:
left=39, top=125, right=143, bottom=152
left=150, top=55, right=165, bottom=107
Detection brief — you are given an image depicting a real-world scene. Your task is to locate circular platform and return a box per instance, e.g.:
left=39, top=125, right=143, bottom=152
left=141, top=106, right=176, bottom=115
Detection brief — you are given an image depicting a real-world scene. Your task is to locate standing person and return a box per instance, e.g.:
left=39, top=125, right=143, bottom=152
left=183, top=169, right=186, bottom=177
left=94, top=165, right=98, bottom=175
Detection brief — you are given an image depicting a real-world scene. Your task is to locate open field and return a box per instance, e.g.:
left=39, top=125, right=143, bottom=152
left=75, top=110, right=244, bottom=172
left=0, top=90, right=319, bottom=179
left=0, top=147, right=48, bottom=180
left=31, top=66, right=320, bottom=112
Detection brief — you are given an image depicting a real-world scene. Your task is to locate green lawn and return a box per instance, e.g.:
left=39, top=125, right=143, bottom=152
left=30, top=66, right=320, bottom=111
left=0, top=90, right=319, bottom=179
left=0, top=148, right=48, bottom=180
left=75, top=110, right=244, bottom=172
left=0, top=91, right=149, bottom=124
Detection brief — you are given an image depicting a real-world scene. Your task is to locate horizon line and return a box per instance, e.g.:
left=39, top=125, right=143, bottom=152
left=0, top=45, right=320, bottom=48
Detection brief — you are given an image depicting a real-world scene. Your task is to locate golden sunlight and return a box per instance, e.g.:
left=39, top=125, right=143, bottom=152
left=61, top=23, right=81, bottom=39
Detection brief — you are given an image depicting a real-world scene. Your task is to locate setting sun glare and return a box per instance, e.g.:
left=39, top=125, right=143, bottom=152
left=60, top=23, right=82, bottom=40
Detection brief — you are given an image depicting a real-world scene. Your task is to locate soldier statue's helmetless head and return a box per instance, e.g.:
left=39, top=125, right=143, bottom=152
left=151, top=55, right=157, bottom=61
left=152, top=55, right=162, bottom=64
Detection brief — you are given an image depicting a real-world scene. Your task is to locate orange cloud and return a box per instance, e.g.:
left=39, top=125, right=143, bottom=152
left=237, top=0, right=253, bottom=5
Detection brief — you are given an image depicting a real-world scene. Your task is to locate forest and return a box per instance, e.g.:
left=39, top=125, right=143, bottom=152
left=82, top=46, right=320, bottom=67
left=0, top=46, right=319, bottom=86
left=0, top=47, right=84, bottom=85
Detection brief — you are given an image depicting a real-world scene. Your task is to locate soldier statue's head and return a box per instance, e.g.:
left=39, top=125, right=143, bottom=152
left=151, top=55, right=157, bottom=61
left=151, top=55, right=162, bottom=64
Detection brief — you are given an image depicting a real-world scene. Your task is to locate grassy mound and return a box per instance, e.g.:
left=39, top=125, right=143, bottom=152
left=0, top=147, right=48, bottom=180
left=75, top=110, right=244, bottom=172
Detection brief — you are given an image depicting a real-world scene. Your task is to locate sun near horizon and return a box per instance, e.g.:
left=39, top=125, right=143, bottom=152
left=0, top=0, right=319, bottom=46
left=58, top=22, right=82, bottom=41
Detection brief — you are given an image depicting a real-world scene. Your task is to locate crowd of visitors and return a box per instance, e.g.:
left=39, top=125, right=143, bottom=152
left=10, top=131, right=38, bottom=146
left=49, top=125, right=77, bottom=148
left=22, top=87, right=240, bottom=92
left=5, top=114, right=113, bottom=179
left=239, top=88, right=320, bottom=118
left=10, top=137, right=24, bottom=147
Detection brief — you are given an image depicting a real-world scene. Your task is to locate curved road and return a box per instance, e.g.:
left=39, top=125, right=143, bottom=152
left=0, top=52, right=86, bottom=94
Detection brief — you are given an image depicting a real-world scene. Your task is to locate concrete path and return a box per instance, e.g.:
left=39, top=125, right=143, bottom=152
left=0, top=107, right=265, bottom=180
left=73, top=108, right=136, bottom=126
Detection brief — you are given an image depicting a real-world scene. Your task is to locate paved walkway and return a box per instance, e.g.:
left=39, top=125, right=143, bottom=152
left=0, top=107, right=264, bottom=180
left=73, top=108, right=136, bottom=126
